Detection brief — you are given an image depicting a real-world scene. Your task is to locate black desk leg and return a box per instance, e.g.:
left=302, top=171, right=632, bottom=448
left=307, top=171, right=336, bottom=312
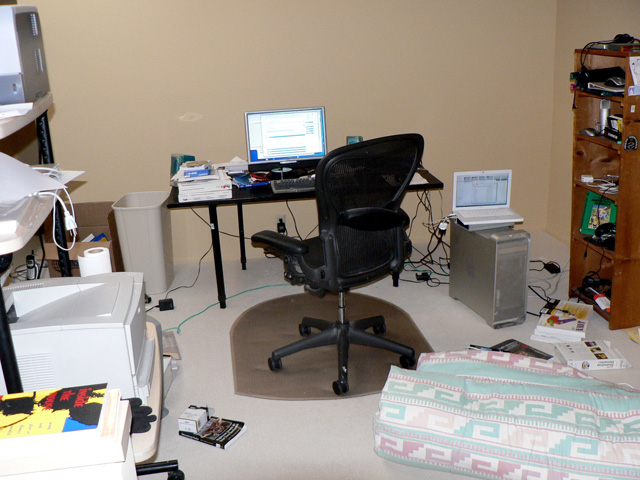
left=237, top=203, right=246, bottom=270
left=208, top=204, right=226, bottom=308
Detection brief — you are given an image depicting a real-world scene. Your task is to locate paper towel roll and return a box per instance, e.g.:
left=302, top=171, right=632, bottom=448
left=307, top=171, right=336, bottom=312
left=78, top=247, right=112, bottom=277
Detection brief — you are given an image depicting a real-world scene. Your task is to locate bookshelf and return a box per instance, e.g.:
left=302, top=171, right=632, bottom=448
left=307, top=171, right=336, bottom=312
left=570, top=48, right=640, bottom=329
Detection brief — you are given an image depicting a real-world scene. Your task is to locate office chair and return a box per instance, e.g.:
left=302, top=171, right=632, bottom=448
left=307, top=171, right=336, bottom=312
left=251, top=133, right=423, bottom=395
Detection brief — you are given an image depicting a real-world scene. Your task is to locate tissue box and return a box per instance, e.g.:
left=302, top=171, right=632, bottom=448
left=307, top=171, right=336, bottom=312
left=178, top=407, right=208, bottom=434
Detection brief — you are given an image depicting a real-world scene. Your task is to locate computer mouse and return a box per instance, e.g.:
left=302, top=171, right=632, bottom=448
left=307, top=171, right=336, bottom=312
left=580, top=128, right=598, bottom=137
left=605, top=76, right=624, bottom=87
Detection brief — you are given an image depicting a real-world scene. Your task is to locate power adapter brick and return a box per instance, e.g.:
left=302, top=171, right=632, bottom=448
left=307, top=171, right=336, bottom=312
left=159, top=298, right=174, bottom=311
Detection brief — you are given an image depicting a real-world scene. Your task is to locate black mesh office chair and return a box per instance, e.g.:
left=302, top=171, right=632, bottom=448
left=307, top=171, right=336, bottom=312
left=251, top=133, right=424, bottom=395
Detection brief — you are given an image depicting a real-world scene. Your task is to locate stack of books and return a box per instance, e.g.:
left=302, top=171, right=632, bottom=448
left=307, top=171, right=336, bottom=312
left=172, top=167, right=232, bottom=202
left=530, top=300, right=593, bottom=343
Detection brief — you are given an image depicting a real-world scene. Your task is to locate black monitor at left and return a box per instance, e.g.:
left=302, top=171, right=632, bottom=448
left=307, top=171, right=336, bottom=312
left=244, top=107, right=327, bottom=174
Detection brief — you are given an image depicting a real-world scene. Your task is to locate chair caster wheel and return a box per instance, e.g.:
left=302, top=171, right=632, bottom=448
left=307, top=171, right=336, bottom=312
left=332, top=380, right=349, bottom=395
left=400, top=354, right=416, bottom=368
left=169, top=471, right=185, bottom=480
left=299, top=324, right=311, bottom=336
left=268, top=357, right=282, bottom=371
left=373, top=323, right=387, bottom=334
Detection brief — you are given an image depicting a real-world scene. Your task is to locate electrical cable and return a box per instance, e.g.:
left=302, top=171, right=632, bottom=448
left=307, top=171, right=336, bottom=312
left=163, top=283, right=288, bottom=334
left=36, top=189, right=77, bottom=251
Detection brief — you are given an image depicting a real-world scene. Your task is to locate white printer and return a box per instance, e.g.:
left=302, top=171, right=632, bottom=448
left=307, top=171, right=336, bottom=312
left=0, top=272, right=155, bottom=403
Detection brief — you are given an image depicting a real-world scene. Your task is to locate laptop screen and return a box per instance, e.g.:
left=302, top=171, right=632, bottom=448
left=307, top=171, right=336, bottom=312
left=453, top=170, right=512, bottom=210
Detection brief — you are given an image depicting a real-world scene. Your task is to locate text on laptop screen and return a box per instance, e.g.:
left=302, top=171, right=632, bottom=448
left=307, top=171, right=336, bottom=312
left=455, top=172, right=510, bottom=208
left=244, top=107, right=327, bottom=171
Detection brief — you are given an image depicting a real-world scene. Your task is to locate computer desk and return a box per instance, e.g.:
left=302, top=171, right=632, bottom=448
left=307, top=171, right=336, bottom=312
left=167, top=167, right=443, bottom=308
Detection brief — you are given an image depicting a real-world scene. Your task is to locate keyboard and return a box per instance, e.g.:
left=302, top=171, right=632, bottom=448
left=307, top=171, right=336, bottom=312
left=270, top=176, right=315, bottom=194
left=461, top=208, right=515, bottom=218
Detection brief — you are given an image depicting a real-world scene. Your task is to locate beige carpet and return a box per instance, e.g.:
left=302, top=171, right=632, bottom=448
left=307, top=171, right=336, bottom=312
left=230, top=292, right=432, bottom=400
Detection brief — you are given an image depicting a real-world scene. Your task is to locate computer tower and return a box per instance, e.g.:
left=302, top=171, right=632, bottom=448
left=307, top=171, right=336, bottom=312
left=0, top=6, right=50, bottom=105
left=449, top=220, right=530, bottom=328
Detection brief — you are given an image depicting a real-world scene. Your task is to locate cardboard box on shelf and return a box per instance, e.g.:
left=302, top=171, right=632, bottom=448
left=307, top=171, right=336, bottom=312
left=44, top=202, right=124, bottom=276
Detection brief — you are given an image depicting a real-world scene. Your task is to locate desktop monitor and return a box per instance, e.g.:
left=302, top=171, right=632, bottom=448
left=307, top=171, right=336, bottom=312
left=244, top=106, right=327, bottom=173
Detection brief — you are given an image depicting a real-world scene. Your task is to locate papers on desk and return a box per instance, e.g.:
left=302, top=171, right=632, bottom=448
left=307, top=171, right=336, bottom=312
left=174, top=168, right=233, bottom=202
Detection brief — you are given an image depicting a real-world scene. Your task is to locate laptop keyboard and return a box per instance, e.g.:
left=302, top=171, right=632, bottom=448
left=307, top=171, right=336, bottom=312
left=461, top=208, right=514, bottom=218
left=271, top=176, right=315, bottom=194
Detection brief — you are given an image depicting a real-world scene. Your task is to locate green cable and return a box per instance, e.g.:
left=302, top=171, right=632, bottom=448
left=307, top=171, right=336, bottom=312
left=164, top=283, right=289, bottom=334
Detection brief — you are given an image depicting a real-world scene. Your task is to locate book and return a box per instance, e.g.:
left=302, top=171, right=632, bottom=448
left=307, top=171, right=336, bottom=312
left=178, top=189, right=232, bottom=202
left=0, top=383, right=107, bottom=438
left=177, top=170, right=231, bottom=192
left=0, top=385, right=131, bottom=475
left=580, top=191, right=617, bottom=235
left=490, top=339, right=553, bottom=360
left=538, top=299, right=593, bottom=319
left=531, top=300, right=593, bottom=343
left=532, top=313, right=589, bottom=342
left=179, top=415, right=246, bottom=449
left=555, top=340, right=630, bottom=371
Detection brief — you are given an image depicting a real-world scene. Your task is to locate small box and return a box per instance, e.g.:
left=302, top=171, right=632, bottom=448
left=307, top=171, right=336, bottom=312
left=44, top=202, right=124, bottom=277
left=555, top=340, right=630, bottom=371
left=178, top=407, right=208, bottom=434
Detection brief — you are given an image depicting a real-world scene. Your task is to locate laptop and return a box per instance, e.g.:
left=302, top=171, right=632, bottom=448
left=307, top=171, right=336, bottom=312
left=452, top=169, right=523, bottom=229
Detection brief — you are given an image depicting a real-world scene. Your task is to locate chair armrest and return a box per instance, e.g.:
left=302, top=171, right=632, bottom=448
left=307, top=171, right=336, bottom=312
left=251, top=230, right=309, bottom=255
left=338, top=208, right=410, bottom=231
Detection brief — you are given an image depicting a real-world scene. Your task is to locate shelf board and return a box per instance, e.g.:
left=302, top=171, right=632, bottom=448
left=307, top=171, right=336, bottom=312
left=572, top=182, right=618, bottom=203
left=0, top=93, right=53, bottom=140
left=575, top=90, right=624, bottom=103
left=575, top=133, right=621, bottom=152
left=571, top=233, right=615, bottom=260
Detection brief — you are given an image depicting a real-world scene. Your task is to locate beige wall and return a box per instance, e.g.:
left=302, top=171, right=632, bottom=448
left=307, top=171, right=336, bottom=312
left=9, top=1, right=634, bottom=263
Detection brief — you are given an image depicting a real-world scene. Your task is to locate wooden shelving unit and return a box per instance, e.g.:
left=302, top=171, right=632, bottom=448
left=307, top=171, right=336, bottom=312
left=570, top=49, right=640, bottom=329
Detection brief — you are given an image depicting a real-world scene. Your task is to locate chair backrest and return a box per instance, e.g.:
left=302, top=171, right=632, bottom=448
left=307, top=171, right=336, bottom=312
left=314, top=133, right=424, bottom=291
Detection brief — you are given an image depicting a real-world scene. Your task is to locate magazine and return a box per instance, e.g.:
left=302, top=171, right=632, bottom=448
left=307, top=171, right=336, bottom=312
left=580, top=191, right=617, bottom=235
left=490, top=339, right=553, bottom=360
left=179, top=415, right=246, bottom=449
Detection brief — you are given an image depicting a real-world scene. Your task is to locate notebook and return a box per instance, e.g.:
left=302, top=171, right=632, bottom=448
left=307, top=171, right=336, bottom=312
left=452, top=169, right=523, bottom=229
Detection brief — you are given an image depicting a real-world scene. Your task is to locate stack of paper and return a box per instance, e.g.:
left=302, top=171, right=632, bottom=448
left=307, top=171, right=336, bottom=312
left=173, top=168, right=232, bottom=202
left=530, top=300, right=593, bottom=343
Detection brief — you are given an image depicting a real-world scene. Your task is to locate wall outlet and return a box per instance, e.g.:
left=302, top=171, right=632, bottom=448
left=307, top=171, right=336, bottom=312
left=276, top=215, right=286, bottom=234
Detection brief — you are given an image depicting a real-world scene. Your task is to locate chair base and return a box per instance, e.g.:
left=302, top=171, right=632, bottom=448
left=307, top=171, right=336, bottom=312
left=268, top=313, right=416, bottom=395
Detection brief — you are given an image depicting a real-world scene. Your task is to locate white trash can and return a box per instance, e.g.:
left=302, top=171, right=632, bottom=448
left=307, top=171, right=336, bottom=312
left=112, top=191, right=174, bottom=294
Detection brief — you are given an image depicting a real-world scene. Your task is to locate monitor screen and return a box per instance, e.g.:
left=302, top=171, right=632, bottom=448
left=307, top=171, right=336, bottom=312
left=244, top=107, right=327, bottom=173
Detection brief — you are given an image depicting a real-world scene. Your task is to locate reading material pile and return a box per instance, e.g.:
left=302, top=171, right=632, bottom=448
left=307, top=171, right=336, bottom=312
left=531, top=300, right=593, bottom=343
left=171, top=161, right=232, bottom=202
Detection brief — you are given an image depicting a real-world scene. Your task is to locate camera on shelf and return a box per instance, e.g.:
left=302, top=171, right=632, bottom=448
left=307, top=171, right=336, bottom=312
left=591, top=222, right=616, bottom=250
